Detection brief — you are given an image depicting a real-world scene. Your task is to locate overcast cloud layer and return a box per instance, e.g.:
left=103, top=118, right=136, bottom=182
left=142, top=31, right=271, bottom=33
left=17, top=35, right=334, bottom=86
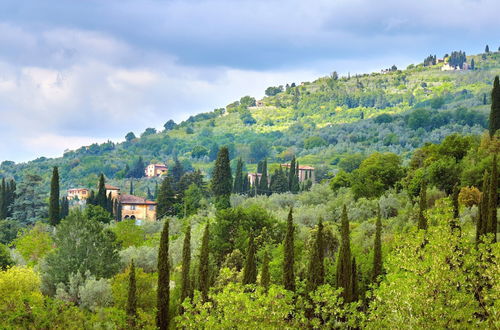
left=0, top=0, right=499, bottom=162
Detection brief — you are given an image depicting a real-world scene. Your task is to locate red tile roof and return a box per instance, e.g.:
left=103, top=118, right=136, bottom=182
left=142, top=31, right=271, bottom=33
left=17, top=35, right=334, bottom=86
left=281, top=164, right=315, bottom=170
left=119, top=194, right=157, bottom=205
left=105, top=184, right=120, bottom=190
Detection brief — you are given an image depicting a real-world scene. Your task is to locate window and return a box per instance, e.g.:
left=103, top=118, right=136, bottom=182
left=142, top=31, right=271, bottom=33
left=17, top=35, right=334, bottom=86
left=149, top=205, right=155, bottom=211
left=130, top=205, right=136, bottom=210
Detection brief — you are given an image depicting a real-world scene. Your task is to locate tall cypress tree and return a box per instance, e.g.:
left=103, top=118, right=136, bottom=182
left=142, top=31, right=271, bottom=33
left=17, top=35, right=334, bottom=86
left=260, top=249, right=270, bottom=292
left=156, top=220, right=170, bottom=330
left=288, top=156, right=296, bottom=191
left=49, top=166, right=60, bottom=226
left=127, top=260, right=137, bottom=327
left=233, top=158, right=244, bottom=194
left=60, top=197, right=69, bottom=220
left=180, top=223, right=191, bottom=304
left=96, top=174, right=107, bottom=209
left=336, top=205, right=354, bottom=303
left=106, top=193, right=114, bottom=214
left=211, top=147, right=232, bottom=210
left=490, top=76, right=500, bottom=137
left=351, top=257, right=358, bottom=301
left=486, top=155, right=498, bottom=242
left=291, top=161, right=300, bottom=193
left=129, top=180, right=134, bottom=195
left=283, top=208, right=295, bottom=291
left=242, top=172, right=250, bottom=195
left=242, top=233, right=257, bottom=285
left=372, top=207, right=383, bottom=283
left=198, top=224, right=210, bottom=301
left=0, top=178, right=6, bottom=219
left=477, top=171, right=490, bottom=243
left=417, top=180, right=428, bottom=230
left=307, top=218, right=325, bottom=292
left=157, top=177, right=176, bottom=219
left=258, top=159, right=268, bottom=195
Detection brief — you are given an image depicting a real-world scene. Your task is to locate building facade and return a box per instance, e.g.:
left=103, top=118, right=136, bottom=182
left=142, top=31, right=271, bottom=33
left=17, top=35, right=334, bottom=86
left=281, top=164, right=315, bottom=182
left=67, top=188, right=89, bottom=200
left=105, top=184, right=121, bottom=199
left=120, top=194, right=157, bottom=222
left=145, top=164, right=168, bottom=178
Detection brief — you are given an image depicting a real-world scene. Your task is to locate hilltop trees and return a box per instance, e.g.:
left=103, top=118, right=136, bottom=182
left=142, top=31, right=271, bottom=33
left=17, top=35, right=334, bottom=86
left=48, top=167, right=60, bottom=226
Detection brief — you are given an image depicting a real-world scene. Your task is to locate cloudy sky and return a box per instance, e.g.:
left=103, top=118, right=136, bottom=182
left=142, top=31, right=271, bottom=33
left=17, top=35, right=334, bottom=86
left=0, top=0, right=499, bottom=162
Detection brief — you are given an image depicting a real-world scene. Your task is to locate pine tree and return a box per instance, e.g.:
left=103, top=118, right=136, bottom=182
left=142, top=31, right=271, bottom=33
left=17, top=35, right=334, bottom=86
left=211, top=147, right=232, bottom=210
left=48, top=166, right=60, bottom=226
left=233, top=158, right=244, bottom=194
left=372, top=207, right=383, bottom=283
left=486, top=155, right=498, bottom=242
left=180, top=224, right=191, bottom=304
left=477, top=171, right=490, bottom=243
left=242, top=233, right=257, bottom=285
left=157, top=177, right=176, bottom=219
left=336, top=205, right=354, bottom=303
left=490, top=76, right=500, bottom=137
left=156, top=220, right=170, bottom=330
left=258, top=159, right=268, bottom=195
left=417, top=180, right=428, bottom=230
left=283, top=208, right=295, bottom=291
left=198, top=224, right=210, bottom=301
left=260, top=250, right=270, bottom=292
left=127, top=260, right=137, bottom=327
left=307, top=218, right=325, bottom=292
left=96, top=174, right=107, bottom=209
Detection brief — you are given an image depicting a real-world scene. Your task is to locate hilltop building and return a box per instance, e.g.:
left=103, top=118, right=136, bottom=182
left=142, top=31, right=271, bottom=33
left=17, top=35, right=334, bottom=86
left=145, top=163, right=168, bottom=178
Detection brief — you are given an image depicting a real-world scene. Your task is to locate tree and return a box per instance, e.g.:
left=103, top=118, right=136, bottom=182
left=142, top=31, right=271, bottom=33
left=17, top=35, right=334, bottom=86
left=477, top=171, right=490, bottom=243
left=270, top=168, right=289, bottom=193
left=258, top=159, right=269, bottom=195
left=141, top=127, right=157, bottom=137
left=126, top=260, right=137, bottom=327
left=336, top=205, right=354, bottom=303
left=418, top=180, right=428, bottom=230
left=125, top=132, right=136, bottom=142
left=265, top=86, right=283, bottom=96
left=42, top=209, right=121, bottom=294
left=307, top=218, right=325, bottom=292
left=211, top=147, right=232, bottom=210
left=157, top=177, right=176, bottom=219
left=233, top=158, right=244, bottom=194
left=96, top=174, right=107, bottom=210
left=0, top=243, right=13, bottom=270
left=260, top=250, right=270, bottom=292
left=164, top=119, right=177, bottom=131
left=181, top=224, right=191, bottom=305
left=242, top=233, right=257, bottom=285
left=129, top=180, right=134, bottom=195
left=249, top=139, right=270, bottom=162
left=184, top=183, right=203, bottom=217
left=171, top=158, right=185, bottom=188
left=470, top=58, right=475, bottom=70
left=485, top=44, right=490, bottom=53
left=486, top=155, right=497, bottom=242
left=128, top=157, right=145, bottom=179
left=198, top=224, right=210, bottom=301
left=11, top=174, right=46, bottom=225
left=60, top=197, right=69, bottom=220
left=12, top=222, right=53, bottom=266
left=156, top=220, right=170, bottom=330
left=490, top=76, right=500, bottom=137
left=372, top=207, right=383, bottom=283
left=48, top=167, right=60, bottom=226
left=283, top=208, right=295, bottom=291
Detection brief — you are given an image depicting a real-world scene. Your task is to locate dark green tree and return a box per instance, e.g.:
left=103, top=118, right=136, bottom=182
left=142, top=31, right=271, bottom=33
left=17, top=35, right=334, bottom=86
left=486, top=155, right=498, bottom=242
left=156, top=220, right=170, bottom=330
left=129, top=180, right=134, bottom=195
left=307, top=218, right=325, bottom=292
left=242, top=233, right=257, bottom=285
left=233, top=158, right=244, bottom=194
left=0, top=243, right=13, bottom=270
left=490, top=76, right=500, bottom=137
left=336, top=205, right=354, bottom=303
left=0, top=178, right=6, bottom=219
left=258, top=159, right=269, bottom=195
left=180, top=224, right=191, bottom=304
left=485, top=45, right=490, bottom=53
left=198, top=223, right=210, bottom=301
left=171, top=158, right=185, bottom=188
left=477, top=171, right=490, bottom=243
left=351, top=257, right=358, bottom=301
left=260, top=250, right=270, bottom=292
left=59, top=197, right=69, bottom=220
left=211, top=147, right=232, bottom=210
left=48, top=166, right=60, bottom=226
left=288, top=156, right=296, bottom=191
left=417, top=180, right=428, bottom=230
left=156, top=177, right=176, bottom=219
left=96, top=174, right=107, bottom=210
left=283, top=208, right=295, bottom=291
left=126, top=260, right=137, bottom=327
left=270, top=168, right=289, bottom=193
left=372, top=207, right=383, bottom=283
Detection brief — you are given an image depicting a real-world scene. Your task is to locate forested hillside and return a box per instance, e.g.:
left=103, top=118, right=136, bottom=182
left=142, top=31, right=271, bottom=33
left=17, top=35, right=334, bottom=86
left=0, top=49, right=499, bottom=329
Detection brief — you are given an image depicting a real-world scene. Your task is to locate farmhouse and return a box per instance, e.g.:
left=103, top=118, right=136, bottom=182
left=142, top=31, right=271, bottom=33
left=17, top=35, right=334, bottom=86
left=281, top=164, right=315, bottom=182
left=67, top=188, right=89, bottom=200
left=145, top=163, right=168, bottom=178
left=120, top=194, right=157, bottom=222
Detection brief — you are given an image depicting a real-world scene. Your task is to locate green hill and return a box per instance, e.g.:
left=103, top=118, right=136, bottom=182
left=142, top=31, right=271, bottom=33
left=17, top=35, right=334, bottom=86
left=1, top=50, right=499, bottom=193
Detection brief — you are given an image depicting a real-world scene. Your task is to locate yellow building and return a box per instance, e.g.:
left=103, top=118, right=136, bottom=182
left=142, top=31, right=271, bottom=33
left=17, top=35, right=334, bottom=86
left=105, top=184, right=121, bottom=199
left=145, top=164, right=168, bottom=178
left=120, top=194, right=157, bottom=222
left=67, top=188, right=90, bottom=200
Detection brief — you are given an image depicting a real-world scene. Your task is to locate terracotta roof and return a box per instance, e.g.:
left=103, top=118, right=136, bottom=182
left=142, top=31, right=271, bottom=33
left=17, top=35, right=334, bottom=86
left=148, top=164, right=167, bottom=168
left=105, top=184, right=120, bottom=190
left=281, top=164, right=315, bottom=170
left=68, top=188, right=89, bottom=191
left=120, top=194, right=157, bottom=205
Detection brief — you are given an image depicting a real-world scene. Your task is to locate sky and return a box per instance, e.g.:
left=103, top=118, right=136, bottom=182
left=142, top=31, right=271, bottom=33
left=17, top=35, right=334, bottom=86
left=0, top=0, right=499, bottom=162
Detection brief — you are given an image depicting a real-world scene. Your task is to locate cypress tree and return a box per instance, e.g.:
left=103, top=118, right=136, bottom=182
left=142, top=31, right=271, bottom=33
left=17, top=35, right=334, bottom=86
left=129, top=180, right=134, bottom=195
left=0, top=178, right=6, bottom=219
left=283, top=208, right=295, bottom=291
left=288, top=156, right=296, bottom=191
left=490, top=76, right=500, bottom=137
left=211, top=147, right=232, bottom=210
left=417, top=180, right=428, bottom=230
left=477, top=171, right=490, bottom=243
left=260, top=250, right=270, bottom=292
left=372, top=207, right=383, bottom=283
left=147, top=187, right=154, bottom=200
left=49, top=166, right=60, bottom=226
left=198, top=223, right=210, bottom=301
left=486, top=155, right=498, bottom=242
left=106, top=192, right=114, bottom=214
left=257, top=161, right=263, bottom=174
left=233, top=158, right=244, bottom=194
left=127, top=260, right=137, bottom=327
left=291, top=161, right=300, bottom=193
left=307, top=218, right=325, bottom=292
left=156, top=220, right=170, bottom=330
left=96, top=174, right=107, bottom=209
left=157, top=177, right=176, bottom=219
left=180, top=224, right=191, bottom=304
left=242, top=172, right=250, bottom=195
left=258, top=159, right=268, bottom=195
left=351, top=257, right=358, bottom=301
left=87, top=190, right=96, bottom=206
left=336, top=205, right=354, bottom=303
left=60, top=197, right=69, bottom=220
left=242, top=233, right=257, bottom=285
left=116, top=201, right=122, bottom=221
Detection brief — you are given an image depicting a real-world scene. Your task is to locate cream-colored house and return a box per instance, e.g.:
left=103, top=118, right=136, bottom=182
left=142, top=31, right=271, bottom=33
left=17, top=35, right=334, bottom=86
left=120, top=194, right=157, bottom=222
left=105, top=184, right=121, bottom=199
left=145, top=164, right=168, bottom=178
left=281, top=164, right=315, bottom=182
left=67, top=188, right=89, bottom=200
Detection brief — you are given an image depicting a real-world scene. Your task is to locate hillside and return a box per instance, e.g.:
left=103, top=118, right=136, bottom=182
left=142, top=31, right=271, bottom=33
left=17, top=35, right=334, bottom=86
left=1, top=50, right=499, bottom=193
